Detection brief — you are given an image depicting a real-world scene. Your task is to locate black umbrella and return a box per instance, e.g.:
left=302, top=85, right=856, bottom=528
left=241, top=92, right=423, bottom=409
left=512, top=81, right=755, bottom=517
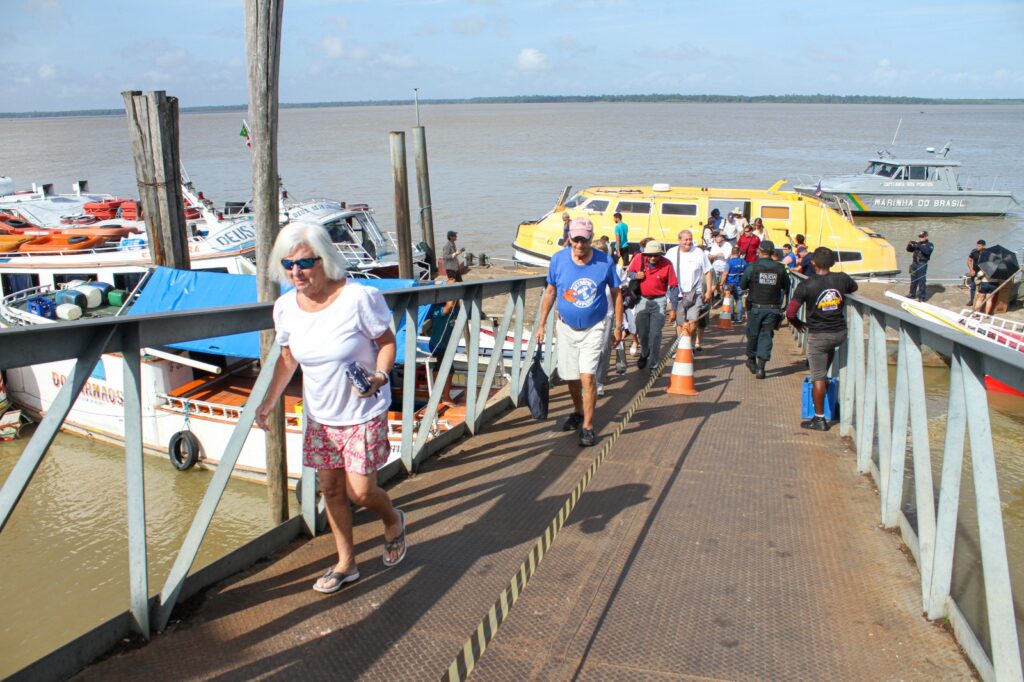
left=977, top=244, right=1019, bottom=282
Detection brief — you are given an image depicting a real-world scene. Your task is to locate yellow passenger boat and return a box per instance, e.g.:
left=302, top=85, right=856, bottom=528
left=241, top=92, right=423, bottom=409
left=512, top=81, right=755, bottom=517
left=513, top=181, right=898, bottom=277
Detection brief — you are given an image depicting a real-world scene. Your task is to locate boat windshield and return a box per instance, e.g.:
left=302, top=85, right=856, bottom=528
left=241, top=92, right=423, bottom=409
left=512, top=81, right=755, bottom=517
left=563, top=193, right=586, bottom=209
left=354, top=212, right=387, bottom=254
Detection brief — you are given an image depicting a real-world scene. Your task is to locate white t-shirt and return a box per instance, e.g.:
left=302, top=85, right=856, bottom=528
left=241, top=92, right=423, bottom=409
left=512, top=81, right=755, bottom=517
left=273, top=281, right=392, bottom=426
left=709, top=241, right=731, bottom=265
left=722, top=218, right=744, bottom=241
left=664, top=245, right=711, bottom=293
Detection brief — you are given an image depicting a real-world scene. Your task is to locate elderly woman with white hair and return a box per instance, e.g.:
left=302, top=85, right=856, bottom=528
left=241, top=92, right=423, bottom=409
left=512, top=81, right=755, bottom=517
left=256, top=221, right=407, bottom=594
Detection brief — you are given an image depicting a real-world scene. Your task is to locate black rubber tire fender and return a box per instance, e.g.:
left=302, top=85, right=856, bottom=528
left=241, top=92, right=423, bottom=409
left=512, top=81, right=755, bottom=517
left=168, top=430, right=201, bottom=470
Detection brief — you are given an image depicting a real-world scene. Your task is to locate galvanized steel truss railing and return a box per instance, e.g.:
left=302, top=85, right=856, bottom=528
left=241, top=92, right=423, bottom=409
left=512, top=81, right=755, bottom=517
left=0, top=274, right=549, bottom=679
left=788, top=283, right=1024, bottom=681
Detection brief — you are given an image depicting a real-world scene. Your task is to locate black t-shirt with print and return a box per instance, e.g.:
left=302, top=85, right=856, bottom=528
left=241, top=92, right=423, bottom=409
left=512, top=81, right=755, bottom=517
left=792, top=271, right=859, bottom=333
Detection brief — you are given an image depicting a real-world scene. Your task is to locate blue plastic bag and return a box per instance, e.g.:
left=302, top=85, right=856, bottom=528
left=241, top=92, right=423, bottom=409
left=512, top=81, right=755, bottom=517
left=801, top=376, right=839, bottom=420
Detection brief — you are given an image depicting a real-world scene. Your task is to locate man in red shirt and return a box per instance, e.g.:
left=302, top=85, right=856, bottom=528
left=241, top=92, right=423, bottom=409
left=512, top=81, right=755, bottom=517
left=627, top=240, right=678, bottom=373
left=737, top=224, right=761, bottom=263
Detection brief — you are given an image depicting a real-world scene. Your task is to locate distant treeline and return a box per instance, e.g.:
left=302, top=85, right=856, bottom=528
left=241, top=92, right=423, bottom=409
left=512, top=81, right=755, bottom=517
left=3, top=94, right=1023, bottom=119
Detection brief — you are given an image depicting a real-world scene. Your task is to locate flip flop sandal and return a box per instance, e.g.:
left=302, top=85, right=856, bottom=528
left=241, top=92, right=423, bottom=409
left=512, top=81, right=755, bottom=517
left=383, top=509, right=408, bottom=568
left=312, top=566, right=361, bottom=594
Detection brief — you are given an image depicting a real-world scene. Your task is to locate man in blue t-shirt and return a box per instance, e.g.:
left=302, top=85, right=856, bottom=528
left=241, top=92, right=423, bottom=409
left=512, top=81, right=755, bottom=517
left=613, top=212, right=630, bottom=266
left=536, top=217, right=623, bottom=447
left=724, top=247, right=747, bottom=322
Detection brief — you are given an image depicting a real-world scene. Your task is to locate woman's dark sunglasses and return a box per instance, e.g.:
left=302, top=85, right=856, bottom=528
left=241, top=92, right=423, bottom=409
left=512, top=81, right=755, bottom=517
left=281, top=256, right=322, bottom=270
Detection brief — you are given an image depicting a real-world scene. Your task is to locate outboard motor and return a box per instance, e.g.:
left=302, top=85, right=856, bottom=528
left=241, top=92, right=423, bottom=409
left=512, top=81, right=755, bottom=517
left=417, top=241, right=437, bottom=278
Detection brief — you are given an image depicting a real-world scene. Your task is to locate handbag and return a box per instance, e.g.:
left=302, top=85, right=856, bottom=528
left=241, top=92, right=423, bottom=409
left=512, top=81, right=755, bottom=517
left=519, top=347, right=550, bottom=420
left=622, top=276, right=642, bottom=310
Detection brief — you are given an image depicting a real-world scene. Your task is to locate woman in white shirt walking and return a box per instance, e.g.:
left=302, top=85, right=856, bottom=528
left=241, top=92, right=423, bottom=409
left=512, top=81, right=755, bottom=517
left=257, top=222, right=407, bottom=594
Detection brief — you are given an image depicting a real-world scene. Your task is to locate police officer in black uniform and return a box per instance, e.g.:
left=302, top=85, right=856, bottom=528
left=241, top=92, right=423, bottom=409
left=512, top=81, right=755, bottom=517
left=740, top=240, right=790, bottom=379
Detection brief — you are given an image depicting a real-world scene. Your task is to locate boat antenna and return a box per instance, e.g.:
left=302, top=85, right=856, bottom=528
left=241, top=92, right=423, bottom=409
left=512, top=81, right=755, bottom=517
left=891, top=117, right=902, bottom=147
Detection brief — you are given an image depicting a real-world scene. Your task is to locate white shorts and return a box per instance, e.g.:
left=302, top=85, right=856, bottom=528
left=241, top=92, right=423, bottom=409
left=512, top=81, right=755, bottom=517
left=556, top=318, right=607, bottom=380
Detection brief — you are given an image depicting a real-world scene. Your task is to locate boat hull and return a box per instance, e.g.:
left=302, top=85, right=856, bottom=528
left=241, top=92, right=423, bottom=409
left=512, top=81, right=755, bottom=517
left=794, top=188, right=1019, bottom=216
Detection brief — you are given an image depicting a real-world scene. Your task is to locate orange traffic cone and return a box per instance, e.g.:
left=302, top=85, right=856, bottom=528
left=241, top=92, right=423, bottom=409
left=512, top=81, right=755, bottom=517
left=667, top=334, right=699, bottom=396
left=716, top=290, right=734, bottom=329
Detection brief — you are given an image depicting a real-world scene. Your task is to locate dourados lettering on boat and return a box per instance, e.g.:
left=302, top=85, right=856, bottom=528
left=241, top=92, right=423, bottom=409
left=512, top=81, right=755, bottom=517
left=51, top=372, right=125, bottom=407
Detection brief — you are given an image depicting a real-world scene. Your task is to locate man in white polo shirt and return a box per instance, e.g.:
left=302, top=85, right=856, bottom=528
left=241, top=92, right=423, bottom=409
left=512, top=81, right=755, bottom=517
left=665, top=229, right=712, bottom=350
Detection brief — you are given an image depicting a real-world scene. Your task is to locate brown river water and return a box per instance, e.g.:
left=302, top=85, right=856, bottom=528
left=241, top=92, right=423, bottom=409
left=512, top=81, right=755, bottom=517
left=1, top=103, right=1023, bottom=674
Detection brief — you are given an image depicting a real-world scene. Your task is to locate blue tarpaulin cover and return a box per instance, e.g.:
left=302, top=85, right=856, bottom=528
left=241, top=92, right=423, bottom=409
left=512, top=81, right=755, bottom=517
left=126, top=267, right=426, bottom=362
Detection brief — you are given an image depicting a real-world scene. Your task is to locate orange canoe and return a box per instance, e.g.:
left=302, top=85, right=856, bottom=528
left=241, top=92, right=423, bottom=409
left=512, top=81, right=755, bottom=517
left=18, top=234, right=108, bottom=252
left=0, top=235, right=33, bottom=252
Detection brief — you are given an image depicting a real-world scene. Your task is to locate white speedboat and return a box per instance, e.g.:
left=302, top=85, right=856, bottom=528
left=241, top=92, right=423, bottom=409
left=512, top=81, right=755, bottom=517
left=793, top=143, right=1022, bottom=216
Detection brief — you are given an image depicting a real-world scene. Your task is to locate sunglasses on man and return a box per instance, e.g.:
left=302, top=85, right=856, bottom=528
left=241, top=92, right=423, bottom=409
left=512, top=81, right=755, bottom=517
left=281, top=256, right=322, bottom=270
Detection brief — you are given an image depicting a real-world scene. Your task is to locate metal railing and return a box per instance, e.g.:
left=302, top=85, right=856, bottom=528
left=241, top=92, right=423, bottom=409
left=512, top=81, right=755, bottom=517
left=0, top=273, right=550, bottom=680
left=787, top=277, right=1024, bottom=681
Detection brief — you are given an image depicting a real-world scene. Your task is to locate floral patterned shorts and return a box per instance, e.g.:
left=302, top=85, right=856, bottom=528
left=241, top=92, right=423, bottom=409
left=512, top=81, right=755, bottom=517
left=303, top=412, right=391, bottom=475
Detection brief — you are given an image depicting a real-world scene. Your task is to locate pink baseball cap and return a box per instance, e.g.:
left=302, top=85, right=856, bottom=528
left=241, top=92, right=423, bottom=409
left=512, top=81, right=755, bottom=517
left=568, top=217, right=594, bottom=240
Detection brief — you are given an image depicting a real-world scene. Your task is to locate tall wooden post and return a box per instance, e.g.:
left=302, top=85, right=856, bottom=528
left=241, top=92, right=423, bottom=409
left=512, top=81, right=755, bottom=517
left=390, top=131, right=414, bottom=280
left=412, top=125, right=437, bottom=274
left=244, top=0, right=288, bottom=526
left=122, top=91, right=191, bottom=270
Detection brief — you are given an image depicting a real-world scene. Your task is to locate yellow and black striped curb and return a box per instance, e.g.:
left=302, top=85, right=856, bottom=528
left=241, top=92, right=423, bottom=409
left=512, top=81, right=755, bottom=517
left=442, top=337, right=681, bottom=681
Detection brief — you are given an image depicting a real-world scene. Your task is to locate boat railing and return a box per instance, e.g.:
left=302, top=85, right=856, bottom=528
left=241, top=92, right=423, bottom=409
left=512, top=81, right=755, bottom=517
left=2, top=233, right=243, bottom=260
left=790, top=174, right=822, bottom=188
left=957, top=310, right=1024, bottom=352
left=333, top=241, right=379, bottom=267
left=0, top=272, right=553, bottom=680
left=157, top=393, right=305, bottom=429
left=786, top=274, right=1024, bottom=680
left=955, top=174, right=1015, bottom=192
left=0, top=284, right=59, bottom=327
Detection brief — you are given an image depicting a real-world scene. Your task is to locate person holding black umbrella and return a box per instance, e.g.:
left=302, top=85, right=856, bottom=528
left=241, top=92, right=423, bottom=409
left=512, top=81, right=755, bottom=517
left=906, top=231, right=934, bottom=302
left=973, top=244, right=1020, bottom=315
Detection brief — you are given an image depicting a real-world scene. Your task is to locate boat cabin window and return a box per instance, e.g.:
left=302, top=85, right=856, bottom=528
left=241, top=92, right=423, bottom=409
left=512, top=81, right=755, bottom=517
left=760, top=206, right=790, bottom=220
left=891, top=167, right=905, bottom=179
left=54, top=273, right=99, bottom=286
left=615, top=201, right=651, bottom=214
left=583, top=199, right=609, bottom=213
left=114, top=272, right=145, bottom=293
left=864, top=162, right=880, bottom=175
left=563, top=194, right=586, bottom=209
left=908, top=166, right=928, bottom=180
left=876, top=164, right=897, bottom=177
left=1, top=273, right=39, bottom=296
left=660, top=203, right=697, bottom=216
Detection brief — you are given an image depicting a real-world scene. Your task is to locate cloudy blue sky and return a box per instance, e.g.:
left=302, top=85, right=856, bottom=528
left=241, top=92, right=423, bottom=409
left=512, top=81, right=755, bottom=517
left=4, top=0, right=1023, bottom=112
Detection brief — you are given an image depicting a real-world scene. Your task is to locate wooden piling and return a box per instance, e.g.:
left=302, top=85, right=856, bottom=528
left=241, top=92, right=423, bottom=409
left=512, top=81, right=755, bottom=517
left=244, top=0, right=288, bottom=526
left=412, top=125, right=437, bottom=274
left=121, top=90, right=191, bottom=270
left=390, top=131, right=414, bottom=280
